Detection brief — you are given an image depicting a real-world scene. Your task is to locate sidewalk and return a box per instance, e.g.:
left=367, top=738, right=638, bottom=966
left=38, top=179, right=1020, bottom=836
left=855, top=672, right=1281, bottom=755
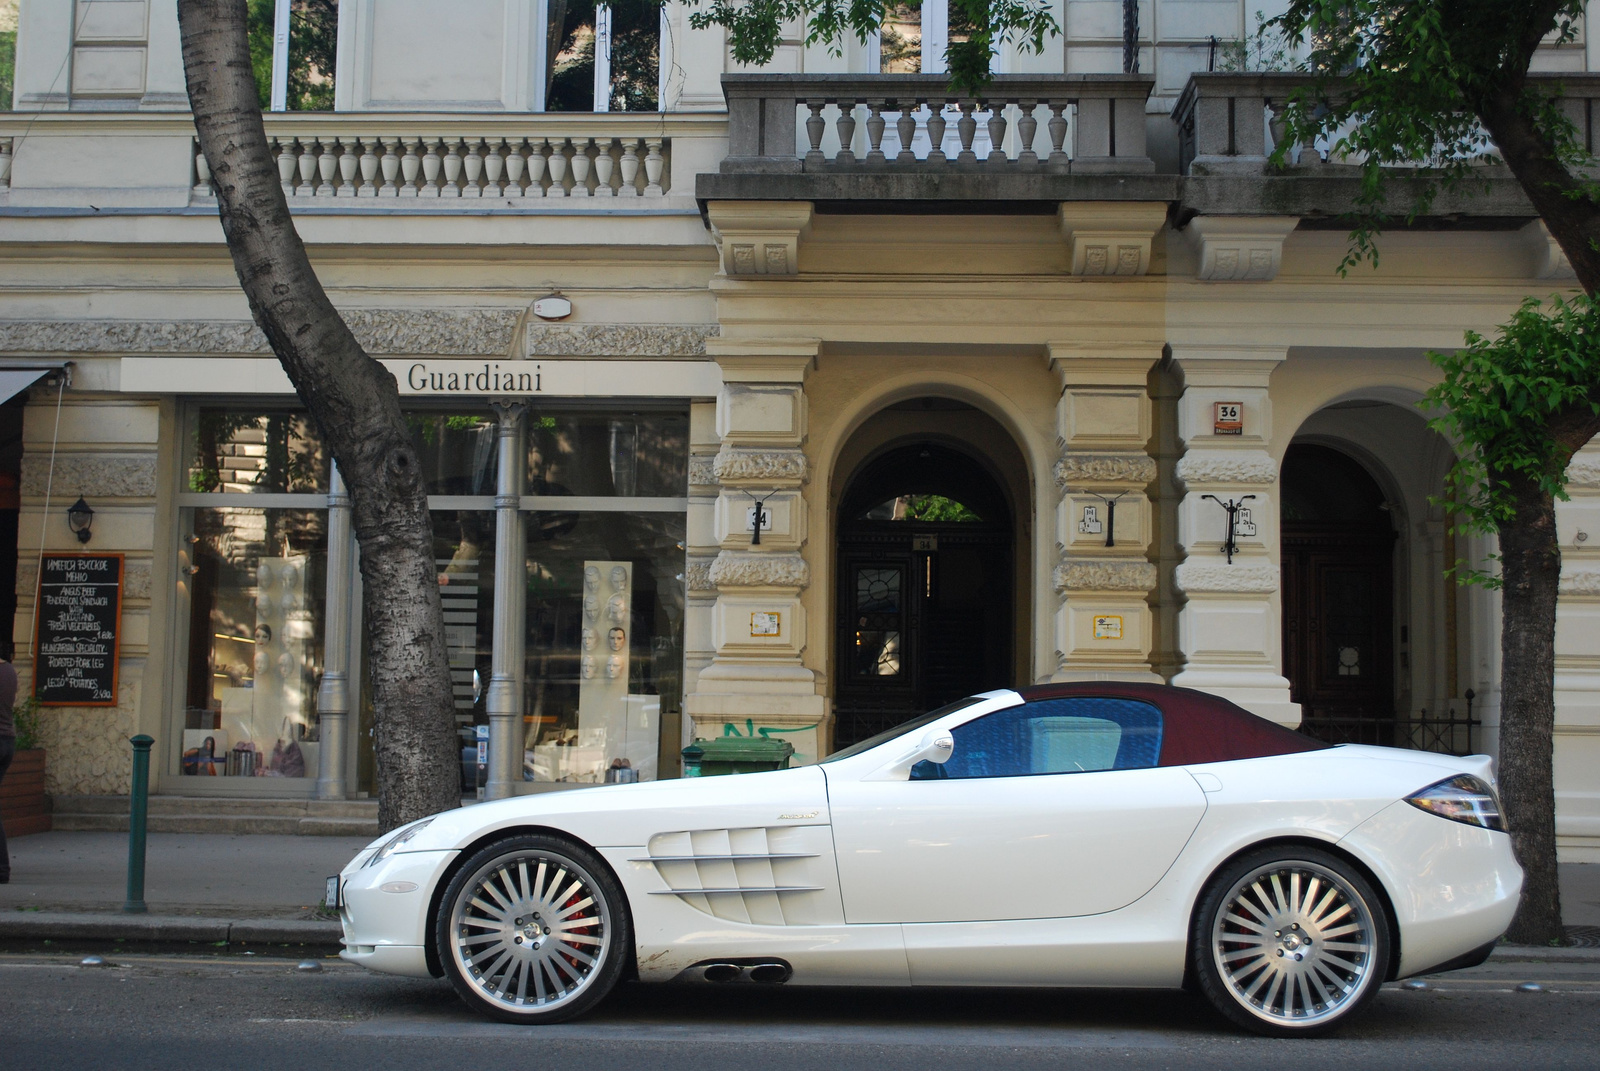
left=0, top=830, right=1597, bottom=957
left=0, top=831, right=371, bottom=953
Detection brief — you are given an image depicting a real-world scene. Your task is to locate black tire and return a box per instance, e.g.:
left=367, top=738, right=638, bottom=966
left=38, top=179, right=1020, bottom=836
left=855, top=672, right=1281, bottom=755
left=435, top=833, right=631, bottom=1024
left=1190, top=845, right=1390, bottom=1037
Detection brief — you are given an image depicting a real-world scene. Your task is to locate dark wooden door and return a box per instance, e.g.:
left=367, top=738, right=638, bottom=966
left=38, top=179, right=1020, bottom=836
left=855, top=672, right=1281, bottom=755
left=1282, top=528, right=1396, bottom=743
left=834, top=525, right=1011, bottom=750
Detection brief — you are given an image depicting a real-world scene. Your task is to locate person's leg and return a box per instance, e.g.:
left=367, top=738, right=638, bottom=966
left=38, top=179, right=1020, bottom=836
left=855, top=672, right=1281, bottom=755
left=0, top=737, right=13, bottom=882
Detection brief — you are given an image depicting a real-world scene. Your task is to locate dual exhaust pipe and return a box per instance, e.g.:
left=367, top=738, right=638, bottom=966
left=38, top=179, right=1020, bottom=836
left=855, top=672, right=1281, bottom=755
left=699, top=959, right=792, bottom=984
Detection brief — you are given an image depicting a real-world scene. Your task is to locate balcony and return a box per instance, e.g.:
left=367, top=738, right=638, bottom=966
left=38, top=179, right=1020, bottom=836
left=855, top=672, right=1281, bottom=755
left=0, top=111, right=725, bottom=213
left=698, top=74, right=1178, bottom=206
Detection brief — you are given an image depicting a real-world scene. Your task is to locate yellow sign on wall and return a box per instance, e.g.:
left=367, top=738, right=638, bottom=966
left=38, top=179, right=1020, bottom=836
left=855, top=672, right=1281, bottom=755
left=1093, top=614, right=1124, bottom=640
left=750, top=611, right=782, bottom=637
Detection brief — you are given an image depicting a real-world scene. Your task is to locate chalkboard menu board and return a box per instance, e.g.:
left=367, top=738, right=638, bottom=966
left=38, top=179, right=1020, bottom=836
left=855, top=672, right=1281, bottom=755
left=34, top=553, right=123, bottom=707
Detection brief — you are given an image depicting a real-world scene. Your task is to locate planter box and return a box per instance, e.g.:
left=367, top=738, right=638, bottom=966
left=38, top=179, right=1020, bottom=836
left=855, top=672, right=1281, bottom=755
left=2, top=749, right=52, bottom=838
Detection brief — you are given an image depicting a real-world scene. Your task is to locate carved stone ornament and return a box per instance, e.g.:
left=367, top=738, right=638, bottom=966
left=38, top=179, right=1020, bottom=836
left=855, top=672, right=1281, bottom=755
left=685, top=557, right=716, bottom=593
left=1053, top=559, right=1159, bottom=593
left=708, top=551, right=810, bottom=590
left=688, top=455, right=719, bottom=487
left=1175, top=450, right=1278, bottom=487
left=712, top=447, right=808, bottom=484
left=1567, top=452, right=1600, bottom=489
left=0, top=309, right=523, bottom=357
left=1560, top=569, right=1600, bottom=597
left=1054, top=452, right=1157, bottom=489
left=1184, top=217, right=1298, bottom=283
left=21, top=454, right=157, bottom=499
left=1175, top=562, right=1279, bottom=594
left=525, top=323, right=718, bottom=358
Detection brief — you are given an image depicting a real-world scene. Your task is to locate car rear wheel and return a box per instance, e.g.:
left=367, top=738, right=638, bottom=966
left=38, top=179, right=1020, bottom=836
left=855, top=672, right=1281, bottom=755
left=436, top=833, right=630, bottom=1024
left=1191, top=846, right=1390, bottom=1037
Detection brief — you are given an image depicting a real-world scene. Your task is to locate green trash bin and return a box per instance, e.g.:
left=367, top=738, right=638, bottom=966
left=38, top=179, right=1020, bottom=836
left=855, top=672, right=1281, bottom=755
left=681, top=736, right=794, bottom=776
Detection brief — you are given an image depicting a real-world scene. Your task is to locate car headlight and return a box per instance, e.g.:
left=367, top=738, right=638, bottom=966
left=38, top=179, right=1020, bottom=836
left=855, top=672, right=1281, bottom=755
left=363, top=818, right=435, bottom=868
left=1405, top=775, right=1505, bottom=832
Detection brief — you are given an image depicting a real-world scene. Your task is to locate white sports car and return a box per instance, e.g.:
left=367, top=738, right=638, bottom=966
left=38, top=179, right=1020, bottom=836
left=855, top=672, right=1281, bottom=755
left=332, top=682, right=1522, bottom=1036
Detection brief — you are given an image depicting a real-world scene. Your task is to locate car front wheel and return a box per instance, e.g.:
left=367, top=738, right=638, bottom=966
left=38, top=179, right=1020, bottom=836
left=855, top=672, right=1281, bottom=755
left=1191, top=846, right=1390, bottom=1037
left=436, top=833, right=630, bottom=1024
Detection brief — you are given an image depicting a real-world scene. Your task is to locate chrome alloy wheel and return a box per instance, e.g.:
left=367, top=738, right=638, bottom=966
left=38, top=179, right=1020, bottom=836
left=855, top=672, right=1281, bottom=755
left=1210, top=860, right=1378, bottom=1028
left=448, top=848, right=612, bottom=1012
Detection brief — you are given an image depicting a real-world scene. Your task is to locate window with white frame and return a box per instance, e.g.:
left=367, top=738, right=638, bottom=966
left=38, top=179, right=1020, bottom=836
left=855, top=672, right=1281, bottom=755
left=542, top=0, right=663, bottom=111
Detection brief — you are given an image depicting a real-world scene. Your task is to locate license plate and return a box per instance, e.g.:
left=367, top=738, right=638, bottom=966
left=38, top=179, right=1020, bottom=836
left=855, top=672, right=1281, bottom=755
left=325, top=875, right=341, bottom=910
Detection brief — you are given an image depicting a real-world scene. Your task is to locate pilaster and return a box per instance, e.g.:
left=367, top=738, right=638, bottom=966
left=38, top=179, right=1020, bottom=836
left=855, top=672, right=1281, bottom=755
left=1556, top=441, right=1600, bottom=859
left=684, top=340, right=828, bottom=757
left=1048, top=346, right=1162, bottom=682
left=483, top=400, right=526, bottom=800
left=1169, top=346, right=1298, bottom=725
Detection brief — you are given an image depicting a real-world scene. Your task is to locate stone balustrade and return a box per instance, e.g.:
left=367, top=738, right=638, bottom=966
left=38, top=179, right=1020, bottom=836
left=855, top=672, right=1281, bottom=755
left=194, top=117, right=680, bottom=201
left=720, top=74, right=1156, bottom=174
left=1174, top=71, right=1600, bottom=175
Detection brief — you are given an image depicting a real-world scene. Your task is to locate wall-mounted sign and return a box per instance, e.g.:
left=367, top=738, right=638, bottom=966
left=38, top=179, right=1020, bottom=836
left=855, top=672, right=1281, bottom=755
left=34, top=553, right=123, bottom=706
left=750, top=611, right=782, bottom=637
left=1092, top=614, right=1124, bottom=640
left=745, top=506, right=773, bottom=533
left=1214, top=401, right=1244, bottom=435
left=532, top=294, right=572, bottom=320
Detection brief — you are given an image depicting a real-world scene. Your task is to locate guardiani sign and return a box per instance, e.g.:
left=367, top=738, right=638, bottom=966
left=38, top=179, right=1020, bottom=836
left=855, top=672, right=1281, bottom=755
left=407, top=362, right=542, bottom=393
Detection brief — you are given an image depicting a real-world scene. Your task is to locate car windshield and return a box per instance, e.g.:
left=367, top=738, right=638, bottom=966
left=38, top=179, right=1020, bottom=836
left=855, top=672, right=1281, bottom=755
left=818, top=696, right=991, bottom=764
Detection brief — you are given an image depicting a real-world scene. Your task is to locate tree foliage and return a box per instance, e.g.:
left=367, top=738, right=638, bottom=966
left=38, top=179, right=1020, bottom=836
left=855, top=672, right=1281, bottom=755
left=1272, top=1, right=1589, bottom=273
left=1425, top=294, right=1600, bottom=578
left=685, top=0, right=1057, bottom=90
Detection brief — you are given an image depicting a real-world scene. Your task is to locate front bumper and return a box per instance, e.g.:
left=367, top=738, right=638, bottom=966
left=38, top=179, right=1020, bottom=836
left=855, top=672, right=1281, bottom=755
left=335, top=848, right=457, bottom=979
left=1339, top=800, right=1522, bottom=978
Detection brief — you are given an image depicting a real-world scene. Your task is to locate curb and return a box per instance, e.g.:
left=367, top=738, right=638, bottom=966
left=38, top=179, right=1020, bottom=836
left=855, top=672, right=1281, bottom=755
left=1489, top=944, right=1600, bottom=963
left=0, top=912, right=342, bottom=952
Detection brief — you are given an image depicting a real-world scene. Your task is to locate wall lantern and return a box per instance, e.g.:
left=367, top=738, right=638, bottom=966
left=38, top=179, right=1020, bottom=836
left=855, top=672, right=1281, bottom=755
left=67, top=496, right=95, bottom=544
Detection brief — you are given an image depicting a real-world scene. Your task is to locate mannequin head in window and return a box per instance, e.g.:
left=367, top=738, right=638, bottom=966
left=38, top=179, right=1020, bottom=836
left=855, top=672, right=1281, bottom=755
left=607, top=626, right=626, bottom=652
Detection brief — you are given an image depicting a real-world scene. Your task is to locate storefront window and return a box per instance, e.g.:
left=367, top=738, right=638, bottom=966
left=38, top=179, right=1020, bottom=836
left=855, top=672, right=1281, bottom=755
left=408, top=412, right=498, bottom=496
left=523, top=511, right=684, bottom=783
left=188, top=408, right=329, bottom=493
left=182, top=507, right=327, bottom=778
left=526, top=411, right=687, bottom=497
left=433, top=509, right=496, bottom=791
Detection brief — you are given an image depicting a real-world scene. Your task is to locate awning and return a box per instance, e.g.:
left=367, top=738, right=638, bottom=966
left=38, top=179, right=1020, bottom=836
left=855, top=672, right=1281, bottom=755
left=0, top=366, right=66, bottom=406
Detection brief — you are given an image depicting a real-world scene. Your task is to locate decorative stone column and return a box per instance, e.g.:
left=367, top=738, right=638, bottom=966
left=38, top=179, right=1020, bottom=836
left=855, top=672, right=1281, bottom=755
left=1049, top=346, right=1161, bottom=682
left=314, top=463, right=353, bottom=800
left=682, top=400, right=722, bottom=755
left=1169, top=347, right=1298, bottom=725
left=1556, top=442, right=1600, bottom=857
left=683, top=341, right=828, bottom=763
left=484, top=400, right=526, bottom=799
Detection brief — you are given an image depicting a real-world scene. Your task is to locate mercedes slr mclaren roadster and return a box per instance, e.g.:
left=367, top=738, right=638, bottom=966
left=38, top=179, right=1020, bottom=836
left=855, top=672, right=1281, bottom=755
left=332, top=682, right=1521, bottom=1036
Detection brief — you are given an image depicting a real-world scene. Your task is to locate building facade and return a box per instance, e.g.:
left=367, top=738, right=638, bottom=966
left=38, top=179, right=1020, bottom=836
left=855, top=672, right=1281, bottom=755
left=1, top=0, right=1597, bottom=859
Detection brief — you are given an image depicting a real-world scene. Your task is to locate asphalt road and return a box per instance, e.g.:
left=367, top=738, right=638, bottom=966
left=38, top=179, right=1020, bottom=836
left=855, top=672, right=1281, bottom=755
left=3, top=952, right=1597, bottom=1070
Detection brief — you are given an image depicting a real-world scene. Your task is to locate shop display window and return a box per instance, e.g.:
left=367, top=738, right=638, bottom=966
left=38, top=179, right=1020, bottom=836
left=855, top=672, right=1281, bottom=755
left=182, top=508, right=327, bottom=778
left=526, top=411, right=687, bottom=498
left=431, top=509, right=496, bottom=792
left=188, top=408, right=329, bottom=494
left=522, top=511, right=685, bottom=783
left=408, top=412, right=498, bottom=496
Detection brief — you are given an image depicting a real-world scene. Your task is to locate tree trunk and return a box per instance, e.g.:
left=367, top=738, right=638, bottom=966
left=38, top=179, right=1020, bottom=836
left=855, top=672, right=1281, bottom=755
left=177, top=0, right=459, bottom=830
left=1495, top=470, right=1565, bottom=946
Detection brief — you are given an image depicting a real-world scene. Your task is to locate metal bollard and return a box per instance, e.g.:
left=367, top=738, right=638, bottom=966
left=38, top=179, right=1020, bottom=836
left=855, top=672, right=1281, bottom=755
left=124, top=735, right=154, bottom=915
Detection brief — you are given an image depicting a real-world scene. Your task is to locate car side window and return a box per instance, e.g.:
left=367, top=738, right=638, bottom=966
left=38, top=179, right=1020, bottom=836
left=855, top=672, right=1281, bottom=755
left=911, top=697, right=1163, bottom=780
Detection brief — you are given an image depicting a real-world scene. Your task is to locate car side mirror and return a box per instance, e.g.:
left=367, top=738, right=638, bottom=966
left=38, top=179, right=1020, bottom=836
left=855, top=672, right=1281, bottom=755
left=917, top=728, right=955, bottom=766
left=873, top=728, right=955, bottom=780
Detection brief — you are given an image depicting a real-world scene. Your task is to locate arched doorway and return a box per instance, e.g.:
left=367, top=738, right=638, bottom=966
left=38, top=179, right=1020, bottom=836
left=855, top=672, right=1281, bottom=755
left=834, top=438, right=1015, bottom=749
left=1280, top=443, right=1397, bottom=743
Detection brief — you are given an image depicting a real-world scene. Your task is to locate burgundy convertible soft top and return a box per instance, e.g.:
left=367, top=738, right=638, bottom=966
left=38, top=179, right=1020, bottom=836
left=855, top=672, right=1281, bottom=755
left=1016, top=681, right=1331, bottom=767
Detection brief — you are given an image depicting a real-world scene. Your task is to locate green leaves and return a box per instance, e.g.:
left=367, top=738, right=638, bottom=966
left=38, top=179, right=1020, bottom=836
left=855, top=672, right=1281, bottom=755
left=685, top=0, right=1059, bottom=91
left=1269, top=1, right=1588, bottom=273
left=1424, top=292, right=1600, bottom=579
